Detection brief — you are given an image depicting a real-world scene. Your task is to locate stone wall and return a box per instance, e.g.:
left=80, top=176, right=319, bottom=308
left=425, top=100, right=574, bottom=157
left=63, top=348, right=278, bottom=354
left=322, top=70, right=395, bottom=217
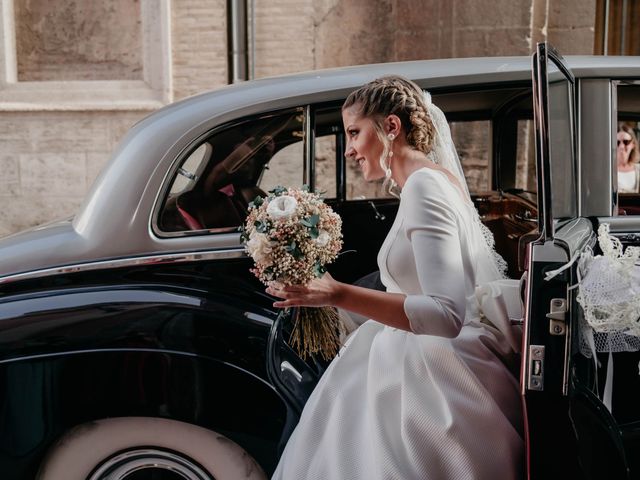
left=172, top=0, right=227, bottom=99
left=1, top=0, right=597, bottom=236
left=0, top=111, right=143, bottom=236
left=15, top=1, right=143, bottom=81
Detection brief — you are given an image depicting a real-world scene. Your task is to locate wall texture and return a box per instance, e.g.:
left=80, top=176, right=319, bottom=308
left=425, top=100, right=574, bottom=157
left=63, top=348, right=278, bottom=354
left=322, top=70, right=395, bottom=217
left=0, top=0, right=596, bottom=236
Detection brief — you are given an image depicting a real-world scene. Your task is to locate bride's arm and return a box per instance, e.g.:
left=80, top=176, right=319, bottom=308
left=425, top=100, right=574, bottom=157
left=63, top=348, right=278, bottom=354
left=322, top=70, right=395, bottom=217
left=268, top=172, right=467, bottom=338
left=267, top=274, right=413, bottom=331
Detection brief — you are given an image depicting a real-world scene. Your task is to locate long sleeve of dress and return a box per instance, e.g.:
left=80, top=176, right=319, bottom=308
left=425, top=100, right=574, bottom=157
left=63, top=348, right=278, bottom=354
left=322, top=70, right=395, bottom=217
left=401, top=171, right=467, bottom=337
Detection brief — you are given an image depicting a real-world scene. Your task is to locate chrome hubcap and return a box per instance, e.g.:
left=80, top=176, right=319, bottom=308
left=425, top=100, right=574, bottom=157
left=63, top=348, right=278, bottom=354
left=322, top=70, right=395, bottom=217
left=89, top=448, right=214, bottom=480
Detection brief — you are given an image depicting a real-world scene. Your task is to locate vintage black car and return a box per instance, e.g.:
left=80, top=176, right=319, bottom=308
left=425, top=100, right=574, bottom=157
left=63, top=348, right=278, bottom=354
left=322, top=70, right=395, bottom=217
left=1, top=43, right=640, bottom=479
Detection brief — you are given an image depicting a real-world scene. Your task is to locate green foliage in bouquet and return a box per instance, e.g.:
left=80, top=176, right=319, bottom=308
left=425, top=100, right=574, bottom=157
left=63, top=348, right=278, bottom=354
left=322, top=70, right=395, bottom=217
left=240, top=186, right=344, bottom=360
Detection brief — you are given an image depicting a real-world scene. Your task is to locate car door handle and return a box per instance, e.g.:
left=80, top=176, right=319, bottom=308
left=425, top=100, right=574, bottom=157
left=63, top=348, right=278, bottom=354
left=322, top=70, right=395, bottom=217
left=369, top=201, right=386, bottom=221
left=280, top=361, right=302, bottom=382
left=354, top=196, right=386, bottom=221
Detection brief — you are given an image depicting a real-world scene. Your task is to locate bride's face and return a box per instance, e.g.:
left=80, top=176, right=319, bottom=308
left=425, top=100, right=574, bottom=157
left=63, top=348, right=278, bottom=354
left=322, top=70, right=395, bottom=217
left=342, top=107, right=386, bottom=181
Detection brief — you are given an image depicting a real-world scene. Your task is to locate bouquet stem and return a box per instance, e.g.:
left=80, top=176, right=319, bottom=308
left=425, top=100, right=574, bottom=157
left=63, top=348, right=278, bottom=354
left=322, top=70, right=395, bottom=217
left=289, top=306, right=345, bottom=361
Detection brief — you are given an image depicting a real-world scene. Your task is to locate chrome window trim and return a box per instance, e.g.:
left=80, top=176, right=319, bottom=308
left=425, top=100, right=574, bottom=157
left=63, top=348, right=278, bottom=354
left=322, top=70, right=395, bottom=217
left=0, top=248, right=246, bottom=286
left=612, top=79, right=620, bottom=213
left=304, top=102, right=313, bottom=190
left=88, top=448, right=211, bottom=480
left=0, top=348, right=199, bottom=365
left=575, top=80, right=582, bottom=218
left=150, top=106, right=307, bottom=239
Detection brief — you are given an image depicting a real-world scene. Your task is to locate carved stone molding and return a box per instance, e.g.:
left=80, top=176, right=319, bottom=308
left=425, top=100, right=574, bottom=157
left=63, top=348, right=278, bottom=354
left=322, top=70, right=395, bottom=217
left=0, top=0, right=172, bottom=111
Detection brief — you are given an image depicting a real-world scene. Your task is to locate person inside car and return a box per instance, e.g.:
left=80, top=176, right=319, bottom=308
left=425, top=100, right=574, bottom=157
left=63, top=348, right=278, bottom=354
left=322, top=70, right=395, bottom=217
left=617, top=123, right=640, bottom=193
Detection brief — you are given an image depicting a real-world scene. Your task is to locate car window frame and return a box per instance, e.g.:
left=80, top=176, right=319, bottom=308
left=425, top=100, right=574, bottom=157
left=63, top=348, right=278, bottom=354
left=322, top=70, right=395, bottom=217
left=151, top=106, right=308, bottom=239
left=613, top=80, right=640, bottom=216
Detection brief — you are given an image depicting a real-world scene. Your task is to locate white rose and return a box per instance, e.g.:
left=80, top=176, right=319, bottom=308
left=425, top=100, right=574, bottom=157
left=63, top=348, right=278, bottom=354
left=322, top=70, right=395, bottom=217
left=266, top=195, right=298, bottom=220
left=314, top=229, right=331, bottom=247
left=246, top=232, right=274, bottom=265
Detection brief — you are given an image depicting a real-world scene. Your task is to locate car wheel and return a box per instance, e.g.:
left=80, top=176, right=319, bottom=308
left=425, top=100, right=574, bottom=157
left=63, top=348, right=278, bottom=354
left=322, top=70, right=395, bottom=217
left=36, top=417, right=267, bottom=480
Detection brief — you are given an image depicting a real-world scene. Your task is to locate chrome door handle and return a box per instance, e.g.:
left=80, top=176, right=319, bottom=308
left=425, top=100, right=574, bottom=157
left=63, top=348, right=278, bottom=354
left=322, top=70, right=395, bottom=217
left=280, top=361, right=302, bottom=382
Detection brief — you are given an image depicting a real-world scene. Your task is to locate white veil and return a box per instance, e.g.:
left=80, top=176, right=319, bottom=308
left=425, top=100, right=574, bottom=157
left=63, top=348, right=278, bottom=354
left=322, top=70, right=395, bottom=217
left=421, top=92, right=524, bottom=353
left=423, top=91, right=508, bottom=284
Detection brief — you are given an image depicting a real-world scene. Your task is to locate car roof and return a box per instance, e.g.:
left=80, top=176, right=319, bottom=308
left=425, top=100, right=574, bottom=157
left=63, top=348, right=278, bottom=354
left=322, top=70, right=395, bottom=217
left=2, top=55, right=640, bottom=283
left=137, top=55, right=640, bottom=117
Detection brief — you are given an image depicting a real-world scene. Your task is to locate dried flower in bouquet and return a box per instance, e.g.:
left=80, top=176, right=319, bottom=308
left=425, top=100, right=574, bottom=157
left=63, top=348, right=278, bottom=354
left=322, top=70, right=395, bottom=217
left=240, top=185, right=344, bottom=360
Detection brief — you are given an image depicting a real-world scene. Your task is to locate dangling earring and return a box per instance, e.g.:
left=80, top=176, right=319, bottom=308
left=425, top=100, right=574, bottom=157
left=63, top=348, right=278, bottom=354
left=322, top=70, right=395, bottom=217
left=380, top=133, right=393, bottom=180
left=384, top=132, right=397, bottom=194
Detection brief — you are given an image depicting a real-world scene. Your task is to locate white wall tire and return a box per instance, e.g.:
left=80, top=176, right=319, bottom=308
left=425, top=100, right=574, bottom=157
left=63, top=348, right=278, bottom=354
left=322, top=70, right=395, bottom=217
left=37, top=417, right=268, bottom=480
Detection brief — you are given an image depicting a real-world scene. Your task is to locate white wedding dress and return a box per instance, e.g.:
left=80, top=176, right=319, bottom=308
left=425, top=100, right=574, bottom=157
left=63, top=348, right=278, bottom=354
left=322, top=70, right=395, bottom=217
left=272, top=168, right=523, bottom=479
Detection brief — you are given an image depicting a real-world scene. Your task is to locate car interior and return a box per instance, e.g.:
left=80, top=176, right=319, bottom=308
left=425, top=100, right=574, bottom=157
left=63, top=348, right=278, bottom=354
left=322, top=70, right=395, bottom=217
left=159, top=110, right=304, bottom=233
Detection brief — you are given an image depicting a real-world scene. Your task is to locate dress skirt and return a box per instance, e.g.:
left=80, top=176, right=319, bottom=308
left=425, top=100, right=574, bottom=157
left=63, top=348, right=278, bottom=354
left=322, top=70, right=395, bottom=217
left=271, top=319, right=523, bottom=480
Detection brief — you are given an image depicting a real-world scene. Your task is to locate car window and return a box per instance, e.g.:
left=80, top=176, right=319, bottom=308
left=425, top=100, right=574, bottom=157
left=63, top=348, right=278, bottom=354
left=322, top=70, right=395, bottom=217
left=616, top=84, right=640, bottom=215
left=315, top=135, right=337, bottom=197
left=158, top=109, right=304, bottom=234
left=313, top=101, right=389, bottom=201
left=312, top=106, right=342, bottom=199
left=341, top=118, right=493, bottom=200
left=168, top=143, right=212, bottom=195
left=450, top=120, right=491, bottom=193
left=515, top=119, right=537, bottom=193
left=259, top=141, right=303, bottom=193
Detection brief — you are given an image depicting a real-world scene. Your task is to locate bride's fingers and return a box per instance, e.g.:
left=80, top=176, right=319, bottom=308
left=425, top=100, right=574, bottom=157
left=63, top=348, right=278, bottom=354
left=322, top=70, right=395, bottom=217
left=273, top=297, right=309, bottom=308
left=266, top=288, right=305, bottom=303
left=273, top=299, right=294, bottom=308
left=266, top=286, right=287, bottom=298
left=266, top=285, right=309, bottom=297
left=282, top=285, right=309, bottom=293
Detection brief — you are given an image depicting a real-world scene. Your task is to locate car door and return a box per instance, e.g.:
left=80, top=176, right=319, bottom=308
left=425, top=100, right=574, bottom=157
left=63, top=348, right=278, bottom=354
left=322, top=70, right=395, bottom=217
left=523, top=43, right=631, bottom=479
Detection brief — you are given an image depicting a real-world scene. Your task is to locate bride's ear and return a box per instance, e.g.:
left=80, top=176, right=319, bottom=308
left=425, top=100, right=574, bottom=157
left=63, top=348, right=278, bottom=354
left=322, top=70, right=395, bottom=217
left=384, top=114, right=402, bottom=138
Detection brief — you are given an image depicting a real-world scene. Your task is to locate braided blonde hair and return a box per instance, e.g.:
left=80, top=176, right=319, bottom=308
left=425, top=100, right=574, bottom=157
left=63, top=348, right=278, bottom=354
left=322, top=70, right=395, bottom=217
left=342, top=76, right=436, bottom=192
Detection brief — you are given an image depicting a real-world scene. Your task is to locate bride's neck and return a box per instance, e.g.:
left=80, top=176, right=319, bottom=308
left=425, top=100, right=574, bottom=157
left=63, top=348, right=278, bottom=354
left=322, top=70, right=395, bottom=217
left=391, top=149, right=433, bottom=188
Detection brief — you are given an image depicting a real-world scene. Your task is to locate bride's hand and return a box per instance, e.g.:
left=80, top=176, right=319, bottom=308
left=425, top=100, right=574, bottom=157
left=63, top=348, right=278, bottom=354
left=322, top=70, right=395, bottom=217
left=266, top=273, right=341, bottom=308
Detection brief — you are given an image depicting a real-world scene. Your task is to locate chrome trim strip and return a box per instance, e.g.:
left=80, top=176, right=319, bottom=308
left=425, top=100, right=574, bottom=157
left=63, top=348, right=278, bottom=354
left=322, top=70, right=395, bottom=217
left=0, top=347, right=197, bottom=365
left=0, top=247, right=246, bottom=285
left=576, top=80, right=582, bottom=218
left=89, top=448, right=211, bottom=480
left=304, top=104, right=312, bottom=187
left=532, top=44, right=554, bottom=241
left=0, top=347, right=277, bottom=390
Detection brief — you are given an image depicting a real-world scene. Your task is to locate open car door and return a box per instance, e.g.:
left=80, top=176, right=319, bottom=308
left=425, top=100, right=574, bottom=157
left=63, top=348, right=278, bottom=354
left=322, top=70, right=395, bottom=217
left=524, top=43, right=633, bottom=479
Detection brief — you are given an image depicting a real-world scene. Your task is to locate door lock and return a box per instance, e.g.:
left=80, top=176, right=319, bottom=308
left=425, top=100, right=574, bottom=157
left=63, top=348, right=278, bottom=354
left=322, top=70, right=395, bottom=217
left=546, top=298, right=567, bottom=336
left=527, top=345, right=545, bottom=391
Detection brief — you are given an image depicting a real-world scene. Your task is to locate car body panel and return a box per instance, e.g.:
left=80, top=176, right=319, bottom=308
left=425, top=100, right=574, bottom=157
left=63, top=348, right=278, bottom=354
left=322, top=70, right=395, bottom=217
left=2, top=56, right=640, bottom=282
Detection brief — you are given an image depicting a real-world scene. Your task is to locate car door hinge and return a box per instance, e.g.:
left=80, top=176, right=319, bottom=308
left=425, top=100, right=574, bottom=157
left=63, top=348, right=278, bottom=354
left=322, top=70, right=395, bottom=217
left=527, top=345, right=545, bottom=391
left=546, top=298, right=567, bottom=336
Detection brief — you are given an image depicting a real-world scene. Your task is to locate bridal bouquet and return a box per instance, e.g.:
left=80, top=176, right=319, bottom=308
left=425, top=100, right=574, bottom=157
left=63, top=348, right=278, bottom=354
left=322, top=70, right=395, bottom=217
left=241, top=186, right=344, bottom=359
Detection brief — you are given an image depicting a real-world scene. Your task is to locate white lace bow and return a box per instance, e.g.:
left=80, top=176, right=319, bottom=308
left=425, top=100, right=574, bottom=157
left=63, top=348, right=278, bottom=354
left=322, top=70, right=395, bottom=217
left=578, top=224, right=640, bottom=352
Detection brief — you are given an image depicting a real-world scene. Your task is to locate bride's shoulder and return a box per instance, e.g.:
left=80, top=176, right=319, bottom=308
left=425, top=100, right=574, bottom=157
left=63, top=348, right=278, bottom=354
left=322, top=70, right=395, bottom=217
left=402, top=168, right=449, bottom=200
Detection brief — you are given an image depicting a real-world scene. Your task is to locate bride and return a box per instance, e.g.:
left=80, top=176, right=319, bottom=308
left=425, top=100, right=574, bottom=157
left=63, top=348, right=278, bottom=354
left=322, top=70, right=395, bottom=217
left=267, top=76, right=523, bottom=479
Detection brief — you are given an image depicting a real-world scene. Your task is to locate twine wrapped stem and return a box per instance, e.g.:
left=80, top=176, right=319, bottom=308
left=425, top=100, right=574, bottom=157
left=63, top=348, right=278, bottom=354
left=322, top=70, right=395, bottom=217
left=289, top=306, right=345, bottom=361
